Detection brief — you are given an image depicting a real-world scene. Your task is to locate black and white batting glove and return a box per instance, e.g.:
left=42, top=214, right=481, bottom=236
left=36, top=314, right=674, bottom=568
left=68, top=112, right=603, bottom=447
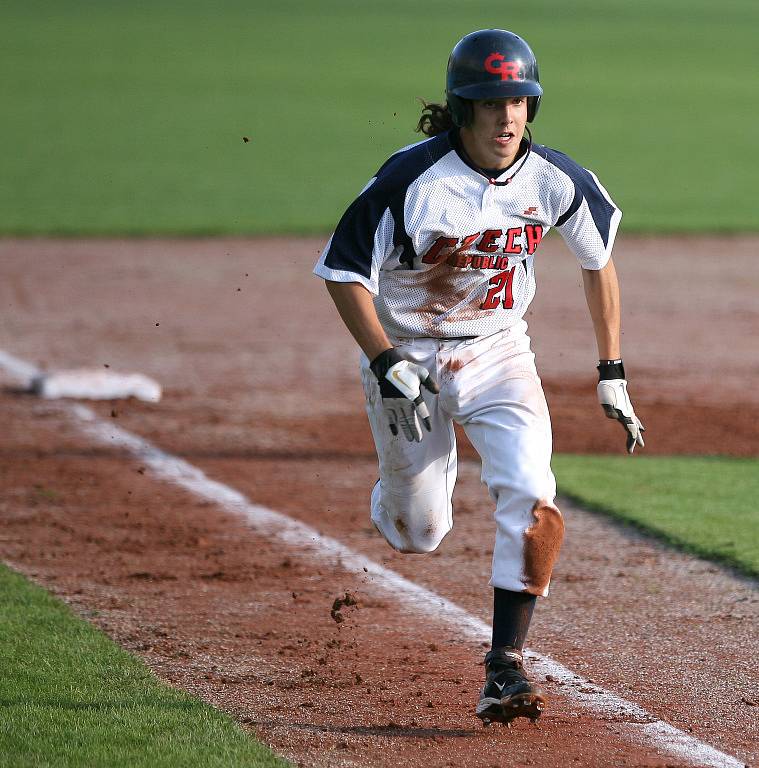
left=370, top=348, right=440, bottom=442
left=596, top=359, right=645, bottom=454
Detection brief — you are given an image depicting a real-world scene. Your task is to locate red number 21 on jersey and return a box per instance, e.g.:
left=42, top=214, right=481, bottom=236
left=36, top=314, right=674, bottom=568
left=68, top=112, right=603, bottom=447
left=480, top=267, right=515, bottom=310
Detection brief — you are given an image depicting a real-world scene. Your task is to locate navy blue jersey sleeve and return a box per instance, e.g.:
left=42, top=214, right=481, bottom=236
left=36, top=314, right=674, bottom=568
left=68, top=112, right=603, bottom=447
left=314, top=134, right=453, bottom=293
left=323, top=179, right=394, bottom=280
left=532, top=145, right=622, bottom=269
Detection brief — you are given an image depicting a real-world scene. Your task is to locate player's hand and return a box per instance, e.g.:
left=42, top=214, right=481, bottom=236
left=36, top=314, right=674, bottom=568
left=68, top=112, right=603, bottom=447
left=597, top=378, right=645, bottom=454
left=370, top=348, right=439, bottom=442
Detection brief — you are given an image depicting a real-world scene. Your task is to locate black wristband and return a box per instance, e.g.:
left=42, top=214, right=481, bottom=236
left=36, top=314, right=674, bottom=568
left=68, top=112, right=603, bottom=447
left=597, top=359, right=626, bottom=381
left=370, top=348, right=403, bottom=382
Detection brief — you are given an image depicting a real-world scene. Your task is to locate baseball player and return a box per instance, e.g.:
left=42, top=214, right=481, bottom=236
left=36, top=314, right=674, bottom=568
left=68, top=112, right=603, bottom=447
left=314, top=29, right=644, bottom=726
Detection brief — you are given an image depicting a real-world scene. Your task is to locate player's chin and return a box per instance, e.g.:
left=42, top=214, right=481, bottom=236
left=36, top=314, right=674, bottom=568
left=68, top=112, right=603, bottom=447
left=490, top=142, right=518, bottom=164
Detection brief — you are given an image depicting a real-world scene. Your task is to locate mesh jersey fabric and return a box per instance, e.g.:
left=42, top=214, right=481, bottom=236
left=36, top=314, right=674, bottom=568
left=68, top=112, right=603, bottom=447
left=313, top=130, right=621, bottom=340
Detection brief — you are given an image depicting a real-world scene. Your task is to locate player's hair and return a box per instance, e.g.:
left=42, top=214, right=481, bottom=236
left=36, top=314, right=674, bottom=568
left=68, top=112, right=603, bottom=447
left=416, top=100, right=455, bottom=136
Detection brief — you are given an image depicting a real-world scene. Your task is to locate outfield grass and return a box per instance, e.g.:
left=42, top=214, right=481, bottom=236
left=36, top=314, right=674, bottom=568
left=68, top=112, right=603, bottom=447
left=553, top=454, right=759, bottom=578
left=0, top=565, right=289, bottom=768
left=1, top=0, right=757, bottom=235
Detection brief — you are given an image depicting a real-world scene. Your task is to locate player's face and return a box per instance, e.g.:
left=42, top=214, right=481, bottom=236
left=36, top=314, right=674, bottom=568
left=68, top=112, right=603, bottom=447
left=460, top=97, right=528, bottom=170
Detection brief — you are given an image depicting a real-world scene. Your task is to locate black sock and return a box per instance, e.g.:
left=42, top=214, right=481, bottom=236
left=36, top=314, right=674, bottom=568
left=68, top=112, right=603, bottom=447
left=491, top=588, right=537, bottom=651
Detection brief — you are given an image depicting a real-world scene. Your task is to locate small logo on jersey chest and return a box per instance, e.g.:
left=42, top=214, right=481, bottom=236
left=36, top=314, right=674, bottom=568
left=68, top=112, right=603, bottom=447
left=523, top=206, right=538, bottom=216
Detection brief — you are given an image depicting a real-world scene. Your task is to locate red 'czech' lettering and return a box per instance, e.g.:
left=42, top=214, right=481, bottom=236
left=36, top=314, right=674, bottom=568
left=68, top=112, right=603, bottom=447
left=445, top=233, right=479, bottom=266
left=477, top=229, right=502, bottom=252
left=423, top=225, right=540, bottom=268
left=503, top=227, right=523, bottom=254
left=452, top=233, right=480, bottom=256
left=421, top=236, right=458, bottom=264
left=484, top=53, right=522, bottom=81
left=525, top=225, right=543, bottom=255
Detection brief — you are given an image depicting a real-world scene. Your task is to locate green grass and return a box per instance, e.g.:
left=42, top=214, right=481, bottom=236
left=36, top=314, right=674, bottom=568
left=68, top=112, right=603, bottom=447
left=0, top=564, right=289, bottom=768
left=553, top=454, right=759, bottom=578
left=1, top=0, right=757, bottom=234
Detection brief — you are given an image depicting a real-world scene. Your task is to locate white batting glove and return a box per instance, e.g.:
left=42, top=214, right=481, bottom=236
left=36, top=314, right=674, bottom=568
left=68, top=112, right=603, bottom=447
left=370, top=348, right=440, bottom=442
left=596, top=360, right=645, bottom=454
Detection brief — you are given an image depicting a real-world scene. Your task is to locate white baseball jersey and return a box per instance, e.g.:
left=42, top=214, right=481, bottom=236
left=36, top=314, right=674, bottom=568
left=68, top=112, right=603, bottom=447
left=314, top=130, right=621, bottom=339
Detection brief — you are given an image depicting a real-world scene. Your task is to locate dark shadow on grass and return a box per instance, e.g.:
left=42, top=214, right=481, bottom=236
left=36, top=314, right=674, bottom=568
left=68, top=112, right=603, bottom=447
left=558, top=491, right=759, bottom=584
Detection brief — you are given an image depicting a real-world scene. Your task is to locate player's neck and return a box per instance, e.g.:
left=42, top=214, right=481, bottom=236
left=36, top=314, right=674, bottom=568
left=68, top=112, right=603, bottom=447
left=453, top=129, right=529, bottom=180
left=458, top=128, right=523, bottom=171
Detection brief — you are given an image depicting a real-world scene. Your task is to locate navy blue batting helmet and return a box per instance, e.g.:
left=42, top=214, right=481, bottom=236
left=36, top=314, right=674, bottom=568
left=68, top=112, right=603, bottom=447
left=446, top=29, right=543, bottom=126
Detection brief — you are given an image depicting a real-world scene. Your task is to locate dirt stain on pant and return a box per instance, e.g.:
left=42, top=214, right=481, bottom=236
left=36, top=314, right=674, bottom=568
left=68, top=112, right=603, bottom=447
left=392, top=516, right=416, bottom=553
left=522, top=500, right=565, bottom=595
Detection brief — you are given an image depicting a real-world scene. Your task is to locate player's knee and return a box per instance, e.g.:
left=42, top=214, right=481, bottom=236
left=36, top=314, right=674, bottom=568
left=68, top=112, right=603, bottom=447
left=374, top=485, right=451, bottom=553
left=522, top=499, right=564, bottom=596
left=401, top=516, right=451, bottom=553
left=382, top=508, right=449, bottom=553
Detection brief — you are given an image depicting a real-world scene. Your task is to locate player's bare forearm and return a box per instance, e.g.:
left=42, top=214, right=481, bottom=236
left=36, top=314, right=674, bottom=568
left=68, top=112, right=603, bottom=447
left=324, top=280, right=393, bottom=360
left=582, top=259, right=621, bottom=360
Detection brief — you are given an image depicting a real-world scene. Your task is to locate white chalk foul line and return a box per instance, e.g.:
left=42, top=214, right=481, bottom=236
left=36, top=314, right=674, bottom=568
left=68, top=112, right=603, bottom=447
left=0, top=349, right=744, bottom=768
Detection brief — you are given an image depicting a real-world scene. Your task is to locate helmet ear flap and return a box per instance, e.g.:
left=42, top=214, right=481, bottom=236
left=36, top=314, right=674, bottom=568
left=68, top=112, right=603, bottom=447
left=527, top=95, right=541, bottom=122
left=446, top=94, right=473, bottom=127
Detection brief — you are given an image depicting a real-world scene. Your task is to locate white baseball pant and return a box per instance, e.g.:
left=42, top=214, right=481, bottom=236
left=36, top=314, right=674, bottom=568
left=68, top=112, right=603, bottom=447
left=360, top=321, right=563, bottom=596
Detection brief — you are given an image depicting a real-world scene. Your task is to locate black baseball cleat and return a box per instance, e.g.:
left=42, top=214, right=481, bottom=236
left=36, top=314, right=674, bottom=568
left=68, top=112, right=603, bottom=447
left=476, top=647, right=546, bottom=726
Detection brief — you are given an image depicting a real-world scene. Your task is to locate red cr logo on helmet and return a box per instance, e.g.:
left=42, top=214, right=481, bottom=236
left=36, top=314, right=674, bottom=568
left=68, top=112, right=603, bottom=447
left=484, top=53, right=522, bottom=81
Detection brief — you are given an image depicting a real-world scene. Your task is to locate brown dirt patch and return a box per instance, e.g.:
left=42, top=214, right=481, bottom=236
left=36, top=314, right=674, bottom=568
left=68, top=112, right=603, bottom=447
left=522, top=501, right=565, bottom=595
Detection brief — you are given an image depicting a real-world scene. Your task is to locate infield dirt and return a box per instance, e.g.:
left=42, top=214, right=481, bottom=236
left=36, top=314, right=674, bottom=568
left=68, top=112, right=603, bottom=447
left=0, top=236, right=757, bottom=767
